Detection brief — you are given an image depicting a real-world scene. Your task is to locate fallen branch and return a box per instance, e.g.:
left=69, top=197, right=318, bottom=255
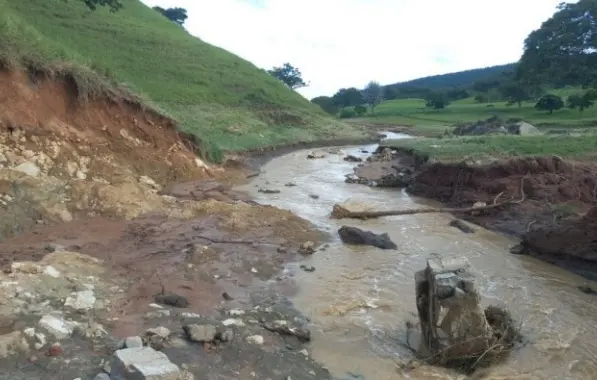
left=332, top=178, right=526, bottom=220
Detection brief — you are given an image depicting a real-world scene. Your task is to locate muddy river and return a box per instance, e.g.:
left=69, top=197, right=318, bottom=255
left=237, top=134, right=597, bottom=380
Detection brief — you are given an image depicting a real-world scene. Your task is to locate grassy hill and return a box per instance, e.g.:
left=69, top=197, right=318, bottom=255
left=388, top=63, right=517, bottom=90
left=347, top=86, right=597, bottom=137
left=0, top=0, right=362, bottom=158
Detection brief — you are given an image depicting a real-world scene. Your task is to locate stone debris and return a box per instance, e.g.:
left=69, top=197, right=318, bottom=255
left=154, top=293, right=189, bottom=308
left=64, top=290, right=97, bottom=311
left=111, top=346, right=181, bottom=380
left=38, top=313, right=77, bottom=340
left=298, top=241, right=315, bottom=255
left=0, top=331, right=29, bottom=358
left=338, top=226, right=397, bottom=250
left=93, top=374, right=111, bottom=380
left=124, top=336, right=143, bottom=348
left=183, top=324, right=217, bottom=343
left=246, top=335, right=264, bottom=345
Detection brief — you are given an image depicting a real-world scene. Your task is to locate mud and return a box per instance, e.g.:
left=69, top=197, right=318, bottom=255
left=354, top=146, right=597, bottom=279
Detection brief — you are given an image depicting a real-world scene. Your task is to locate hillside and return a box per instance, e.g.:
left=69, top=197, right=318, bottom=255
left=0, top=0, right=362, bottom=157
left=388, top=63, right=517, bottom=90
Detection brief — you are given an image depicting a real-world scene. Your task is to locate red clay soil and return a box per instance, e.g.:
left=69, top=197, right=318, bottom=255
left=407, top=155, right=597, bottom=278
left=0, top=70, right=209, bottom=184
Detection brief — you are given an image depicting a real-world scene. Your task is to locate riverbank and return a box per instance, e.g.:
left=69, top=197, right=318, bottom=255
left=345, top=142, right=597, bottom=280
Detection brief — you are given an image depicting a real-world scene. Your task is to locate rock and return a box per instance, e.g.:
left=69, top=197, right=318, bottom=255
left=111, top=347, right=180, bottom=380
left=93, top=374, right=111, bottom=380
left=227, top=309, right=245, bottom=316
left=331, top=199, right=374, bottom=219
left=45, top=243, right=66, bottom=252
left=516, top=121, right=541, bottom=135
left=64, top=290, right=96, bottom=311
left=38, top=314, right=76, bottom=340
left=308, top=194, right=319, bottom=199
left=448, top=219, right=475, bottom=234
left=46, top=343, right=63, bottom=357
left=219, top=329, right=234, bottom=342
left=23, top=328, right=35, bottom=338
left=154, top=293, right=189, bottom=308
left=258, top=188, right=281, bottom=194
left=222, top=318, right=245, bottom=327
left=262, top=320, right=311, bottom=342
left=300, top=265, right=315, bottom=273
left=578, top=285, right=597, bottom=295
left=284, top=182, right=297, bottom=187
left=338, top=226, right=397, bottom=250
left=509, top=244, right=525, bottom=255
left=246, top=335, right=264, bottom=345
left=145, top=327, right=171, bottom=339
left=125, top=336, right=143, bottom=348
left=0, top=331, right=29, bottom=358
left=343, top=155, right=363, bottom=162
left=13, top=162, right=41, bottom=177
left=298, top=241, right=315, bottom=255
left=222, top=292, right=234, bottom=301
left=250, top=267, right=258, bottom=273
left=43, top=265, right=61, bottom=278
left=183, top=324, right=217, bottom=343
left=306, top=151, right=324, bottom=159
left=34, top=332, right=46, bottom=349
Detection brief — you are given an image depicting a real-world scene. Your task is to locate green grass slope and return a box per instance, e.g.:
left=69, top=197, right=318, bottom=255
left=350, top=88, right=597, bottom=136
left=0, top=0, right=363, bottom=157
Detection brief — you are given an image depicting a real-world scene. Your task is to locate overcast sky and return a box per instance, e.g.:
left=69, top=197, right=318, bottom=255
left=140, top=0, right=563, bottom=99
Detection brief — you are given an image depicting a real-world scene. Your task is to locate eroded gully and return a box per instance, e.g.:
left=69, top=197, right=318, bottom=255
left=236, top=134, right=597, bottom=380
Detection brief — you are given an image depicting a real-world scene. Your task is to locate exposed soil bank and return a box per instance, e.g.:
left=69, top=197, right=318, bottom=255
left=352, top=145, right=597, bottom=280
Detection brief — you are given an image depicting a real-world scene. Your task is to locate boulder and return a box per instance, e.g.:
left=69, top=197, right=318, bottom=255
left=343, top=155, right=363, bottom=162
left=111, top=347, right=180, bottom=380
left=0, top=331, right=29, bottom=358
left=183, top=324, right=217, bottom=343
left=337, top=226, right=397, bottom=250
left=330, top=199, right=374, bottom=219
left=516, top=122, right=541, bottom=135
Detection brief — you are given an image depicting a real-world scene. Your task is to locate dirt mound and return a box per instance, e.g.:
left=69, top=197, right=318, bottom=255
left=0, top=70, right=231, bottom=238
left=407, top=156, right=597, bottom=277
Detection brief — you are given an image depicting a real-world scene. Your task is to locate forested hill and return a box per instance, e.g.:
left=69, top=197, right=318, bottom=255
left=389, top=63, right=517, bottom=90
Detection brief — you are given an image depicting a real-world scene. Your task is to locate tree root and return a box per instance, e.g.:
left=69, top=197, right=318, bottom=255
left=332, top=177, right=526, bottom=220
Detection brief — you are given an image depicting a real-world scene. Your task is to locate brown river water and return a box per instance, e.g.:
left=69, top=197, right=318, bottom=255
left=237, top=134, right=597, bottom=380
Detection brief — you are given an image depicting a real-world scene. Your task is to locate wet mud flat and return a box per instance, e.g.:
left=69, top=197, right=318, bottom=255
left=0, top=177, right=345, bottom=379
left=348, top=145, right=597, bottom=280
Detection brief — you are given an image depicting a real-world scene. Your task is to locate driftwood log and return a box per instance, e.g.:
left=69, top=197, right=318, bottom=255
left=332, top=178, right=526, bottom=220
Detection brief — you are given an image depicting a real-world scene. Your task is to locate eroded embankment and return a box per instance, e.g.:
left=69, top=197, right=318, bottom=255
left=357, top=145, right=597, bottom=279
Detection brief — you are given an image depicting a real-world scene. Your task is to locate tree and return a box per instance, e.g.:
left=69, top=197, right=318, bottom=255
left=474, top=94, right=488, bottom=103
left=445, top=88, right=470, bottom=101
left=362, top=81, right=384, bottom=114
left=425, top=92, right=449, bottom=110
left=384, top=87, right=399, bottom=100
left=267, top=63, right=307, bottom=90
left=535, top=94, right=564, bottom=114
left=153, top=6, right=188, bottom=26
left=311, top=96, right=338, bottom=115
left=354, top=105, right=367, bottom=116
left=567, top=91, right=597, bottom=113
left=64, top=0, right=123, bottom=12
left=331, top=88, right=363, bottom=108
left=499, top=82, right=531, bottom=107
left=518, top=0, right=597, bottom=88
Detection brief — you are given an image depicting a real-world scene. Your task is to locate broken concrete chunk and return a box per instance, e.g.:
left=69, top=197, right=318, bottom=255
left=246, top=335, right=264, bottom=345
left=125, top=336, right=143, bottom=348
left=111, top=347, right=180, bottom=380
left=13, top=161, right=41, bottom=177
left=0, top=331, right=29, bottom=358
left=38, top=314, right=77, bottom=340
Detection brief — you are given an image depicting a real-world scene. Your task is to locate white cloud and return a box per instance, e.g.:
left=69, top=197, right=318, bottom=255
left=141, top=0, right=563, bottom=99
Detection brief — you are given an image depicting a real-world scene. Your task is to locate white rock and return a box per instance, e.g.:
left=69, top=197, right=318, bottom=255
left=43, top=266, right=61, bottom=278
left=148, top=303, right=163, bottom=309
left=38, top=314, right=77, bottom=340
left=250, top=267, right=258, bottom=273
left=23, top=328, right=35, bottom=338
left=35, top=332, right=46, bottom=346
left=13, top=162, right=40, bottom=177
left=111, top=347, right=180, bottom=380
left=227, top=309, right=245, bottom=316
left=125, top=336, right=143, bottom=348
left=145, top=327, right=170, bottom=339
left=64, top=290, right=96, bottom=311
left=222, top=318, right=245, bottom=327
left=246, top=335, right=264, bottom=345
left=180, top=312, right=201, bottom=319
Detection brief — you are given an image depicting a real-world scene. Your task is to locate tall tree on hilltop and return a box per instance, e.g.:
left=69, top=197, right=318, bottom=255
left=362, top=81, right=384, bottom=114
left=518, top=0, right=597, bottom=88
left=153, top=7, right=189, bottom=26
left=331, top=88, right=363, bottom=108
left=267, top=63, right=307, bottom=90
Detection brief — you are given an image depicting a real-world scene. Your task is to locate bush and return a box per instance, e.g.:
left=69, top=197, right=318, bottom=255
left=339, top=108, right=357, bottom=118
left=354, top=105, right=367, bottom=116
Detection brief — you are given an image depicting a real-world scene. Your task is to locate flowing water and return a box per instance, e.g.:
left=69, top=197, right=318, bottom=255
left=237, top=134, right=597, bottom=380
